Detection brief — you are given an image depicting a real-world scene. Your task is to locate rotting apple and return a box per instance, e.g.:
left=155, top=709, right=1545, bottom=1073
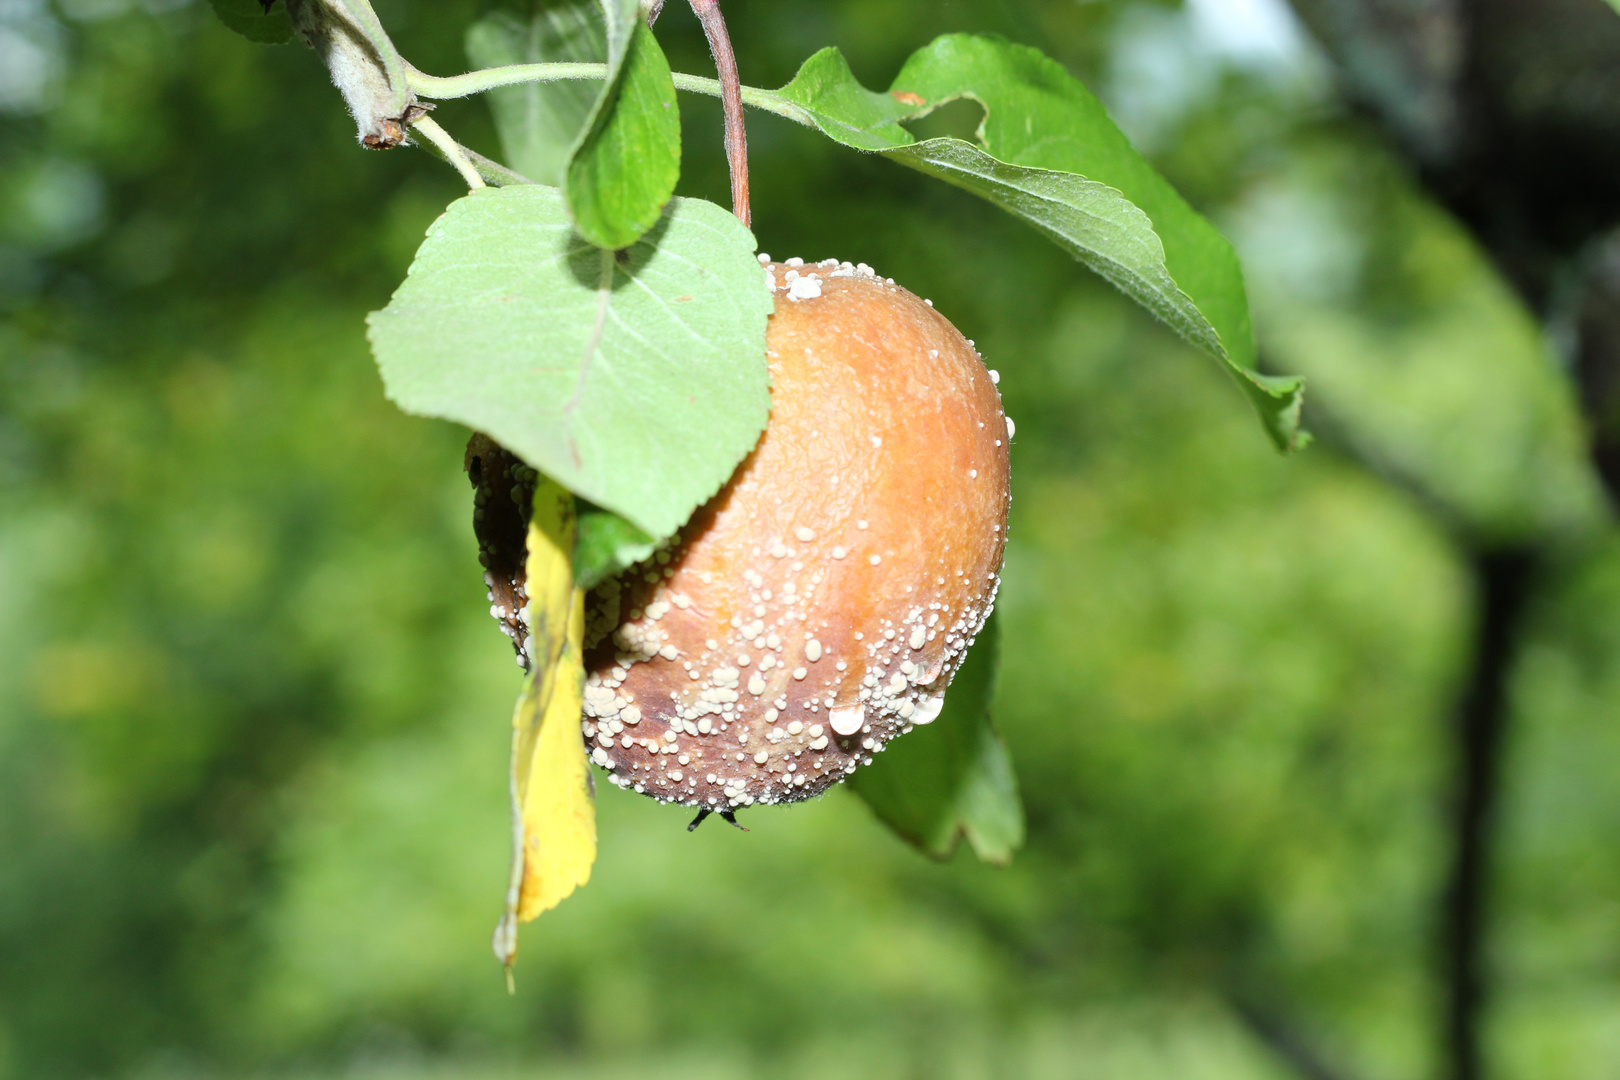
left=574, top=257, right=1012, bottom=811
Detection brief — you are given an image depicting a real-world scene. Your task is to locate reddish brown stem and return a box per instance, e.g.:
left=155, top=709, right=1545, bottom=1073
left=688, top=0, right=750, bottom=228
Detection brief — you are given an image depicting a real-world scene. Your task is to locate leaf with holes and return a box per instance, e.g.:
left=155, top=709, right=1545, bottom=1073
left=773, top=39, right=1306, bottom=451
left=368, top=184, right=771, bottom=539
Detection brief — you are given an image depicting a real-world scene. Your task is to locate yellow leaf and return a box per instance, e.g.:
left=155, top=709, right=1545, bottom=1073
left=491, top=479, right=595, bottom=972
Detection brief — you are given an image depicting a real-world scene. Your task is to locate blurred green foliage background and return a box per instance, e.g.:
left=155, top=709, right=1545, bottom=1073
left=2, top=0, right=1618, bottom=1077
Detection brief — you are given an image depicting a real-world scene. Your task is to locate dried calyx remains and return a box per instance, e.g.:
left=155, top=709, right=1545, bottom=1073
left=469, top=257, right=1012, bottom=819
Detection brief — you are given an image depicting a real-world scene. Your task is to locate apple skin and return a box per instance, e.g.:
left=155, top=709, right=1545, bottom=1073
left=579, top=259, right=1011, bottom=810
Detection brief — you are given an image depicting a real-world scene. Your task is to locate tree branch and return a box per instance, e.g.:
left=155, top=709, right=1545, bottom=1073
left=1227, top=992, right=1366, bottom=1080
left=1441, top=546, right=1536, bottom=1080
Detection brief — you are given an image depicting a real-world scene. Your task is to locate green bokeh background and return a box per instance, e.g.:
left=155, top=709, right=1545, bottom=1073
left=2, top=1, right=1617, bottom=1077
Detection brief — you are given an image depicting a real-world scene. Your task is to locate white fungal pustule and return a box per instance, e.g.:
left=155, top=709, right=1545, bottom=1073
left=830, top=704, right=866, bottom=737
left=576, top=259, right=1010, bottom=809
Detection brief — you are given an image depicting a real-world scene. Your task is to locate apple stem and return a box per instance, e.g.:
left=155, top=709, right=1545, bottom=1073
left=688, top=0, right=750, bottom=229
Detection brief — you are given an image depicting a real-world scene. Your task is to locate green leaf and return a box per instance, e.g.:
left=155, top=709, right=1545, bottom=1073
left=207, top=0, right=292, bottom=44
left=772, top=47, right=920, bottom=150
left=466, top=2, right=606, bottom=187
left=367, top=185, right=772, bottom=540
left=774, top=39, right=1305, bottom=451
left=893, top=144, right=1229, bottom=363
left=573, top=500, right=656, bottom=590
left=566, top=3, right=681, bottom=249
left=848, top=612, right=1025, bottom=865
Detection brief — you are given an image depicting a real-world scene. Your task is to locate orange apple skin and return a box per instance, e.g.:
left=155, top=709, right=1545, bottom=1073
left=579, top=260, right=1011, bottom=809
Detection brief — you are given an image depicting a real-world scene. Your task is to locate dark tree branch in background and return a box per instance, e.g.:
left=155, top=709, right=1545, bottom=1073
left=1288, top=0, right=1620, bottom=315
left=1279, top=1, right=1620, bottom=1077
left=689, top=0, right=750, bottom=228
left=1442, top=548, right=1536, bottom=1080
left=1265, top=384, right=1537, bottom=1080
left=1575, top=234, right=1620, bottom=493
left=1229, top=993, right=1366, bottom=1080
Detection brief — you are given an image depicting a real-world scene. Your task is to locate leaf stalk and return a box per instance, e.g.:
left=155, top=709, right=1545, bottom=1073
left=410, top=115, right=487, bottom=189
left=404, top=60, right=613, bottom=99
left=688, top=0, right=751, bottom=228
left=403, top=62, right=815, bottom=128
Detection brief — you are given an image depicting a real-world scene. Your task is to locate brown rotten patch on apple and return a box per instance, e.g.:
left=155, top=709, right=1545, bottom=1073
left=576, top=258, right=1011, bottom=810
left=466, top=434, right=538, bottom=669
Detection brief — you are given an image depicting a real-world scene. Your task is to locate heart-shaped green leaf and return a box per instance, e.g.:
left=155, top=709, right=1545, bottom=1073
left=368, top=185, right=772, bottom=539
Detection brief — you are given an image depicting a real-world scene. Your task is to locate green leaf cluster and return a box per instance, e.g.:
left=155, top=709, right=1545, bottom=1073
left=208, top=0, right=1314, bottom=864
left=395, top=3, right=759, bottom=557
